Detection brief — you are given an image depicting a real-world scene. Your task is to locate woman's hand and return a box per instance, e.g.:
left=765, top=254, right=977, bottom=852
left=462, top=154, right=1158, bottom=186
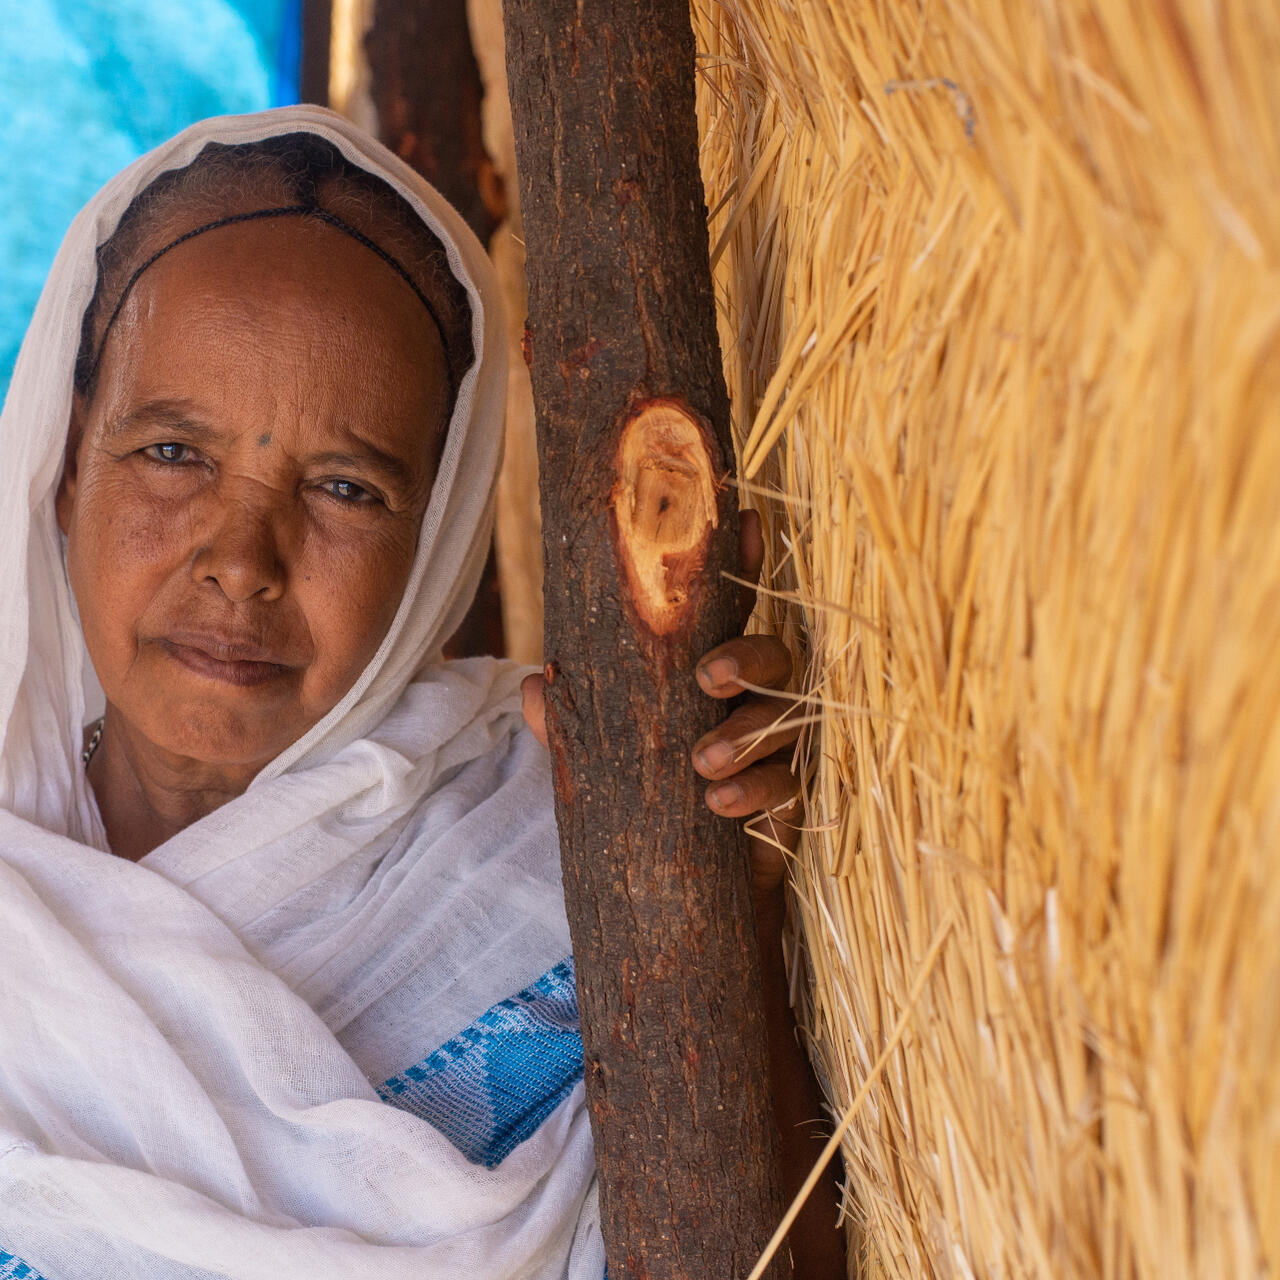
left=520, top=510, right=803, bottom=898
left=697, top=515, right=846, bottom=1279
left=691, top=509, right=801, bottom=900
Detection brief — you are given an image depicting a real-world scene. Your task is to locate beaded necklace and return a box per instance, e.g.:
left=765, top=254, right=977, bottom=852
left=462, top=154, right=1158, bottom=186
left=82, top=717, right=104, bottom=767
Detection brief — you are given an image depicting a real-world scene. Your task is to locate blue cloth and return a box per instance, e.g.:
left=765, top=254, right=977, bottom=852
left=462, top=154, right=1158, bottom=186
left=0, top=0, right=300, bottom=400
left=379, top=958, right=584, bottom=1169
left=0, top=1249, right=45, bottom=1280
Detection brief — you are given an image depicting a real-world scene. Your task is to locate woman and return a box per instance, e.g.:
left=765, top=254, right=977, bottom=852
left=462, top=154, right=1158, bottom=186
left=0, top=106, right=837, bottom=1277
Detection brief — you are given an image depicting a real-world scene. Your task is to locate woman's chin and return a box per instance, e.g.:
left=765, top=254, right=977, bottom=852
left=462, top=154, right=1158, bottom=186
left=120, top=691, right=318, bottom=773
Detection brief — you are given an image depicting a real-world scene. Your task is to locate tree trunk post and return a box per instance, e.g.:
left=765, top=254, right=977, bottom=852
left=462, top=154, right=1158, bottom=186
left=503, top=4, right=791, bottom=1277
left=365, top=0, right=506, bottom=245
left=362, top=0, right=508, bottom=660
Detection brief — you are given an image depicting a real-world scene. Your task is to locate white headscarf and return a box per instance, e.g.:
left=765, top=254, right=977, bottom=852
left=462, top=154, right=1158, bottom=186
left=0, top=107, right=601, bottom=1279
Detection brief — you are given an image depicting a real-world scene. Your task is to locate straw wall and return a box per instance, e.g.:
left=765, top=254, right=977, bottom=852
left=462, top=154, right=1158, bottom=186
left=691, top=2, right=1280, bottom=1277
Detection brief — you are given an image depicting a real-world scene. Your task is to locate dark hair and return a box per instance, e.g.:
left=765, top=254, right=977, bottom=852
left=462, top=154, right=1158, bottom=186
left=74, top=132, right=474, bottom=406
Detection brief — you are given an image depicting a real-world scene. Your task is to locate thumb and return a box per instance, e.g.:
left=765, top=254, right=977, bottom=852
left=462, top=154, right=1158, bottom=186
left=521, top=671, right=549, bottom=747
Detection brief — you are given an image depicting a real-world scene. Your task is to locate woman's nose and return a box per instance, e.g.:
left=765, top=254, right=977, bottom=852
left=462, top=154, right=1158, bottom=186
left=191, top=501, right=287, bottom=602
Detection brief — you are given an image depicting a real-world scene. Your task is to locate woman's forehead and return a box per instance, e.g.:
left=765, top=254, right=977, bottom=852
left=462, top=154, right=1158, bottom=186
left=91, top=218, right=452, bottom=450
left=133, top=214, right=437, bottom=319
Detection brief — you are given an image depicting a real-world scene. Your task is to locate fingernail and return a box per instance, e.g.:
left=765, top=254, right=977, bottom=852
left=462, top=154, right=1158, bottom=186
left=709, top=781, right=743, bottom=810
left=699, top=657, right=739, bottom=690
left=696, top=741, right=735, bottom=773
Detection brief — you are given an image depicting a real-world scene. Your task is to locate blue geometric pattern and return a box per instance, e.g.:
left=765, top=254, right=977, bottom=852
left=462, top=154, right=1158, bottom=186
left=0, top=1249, right=46, bottom=1280
left=379, top=957, right=583, bottom=1169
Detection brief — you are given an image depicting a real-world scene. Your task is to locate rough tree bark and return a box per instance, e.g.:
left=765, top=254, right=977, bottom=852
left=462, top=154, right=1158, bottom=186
left=503, top=4, right=791, bottom=1277
left=365, top=0, right=506, bottom=246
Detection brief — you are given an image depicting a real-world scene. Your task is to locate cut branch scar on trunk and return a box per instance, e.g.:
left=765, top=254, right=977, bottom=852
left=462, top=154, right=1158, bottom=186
left=611, top=398, right=718, bottom=637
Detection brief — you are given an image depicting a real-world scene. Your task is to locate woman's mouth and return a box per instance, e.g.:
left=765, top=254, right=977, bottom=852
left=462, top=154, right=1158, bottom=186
left=157, top=633, right=291, bottom=687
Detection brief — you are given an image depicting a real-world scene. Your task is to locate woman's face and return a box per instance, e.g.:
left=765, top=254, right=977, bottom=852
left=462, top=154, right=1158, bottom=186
left=56, top=217, right=453, bottom=771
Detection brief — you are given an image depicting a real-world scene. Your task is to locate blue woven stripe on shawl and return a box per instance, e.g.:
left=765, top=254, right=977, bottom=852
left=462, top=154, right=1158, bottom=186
left=378, top=957, right=583, bottom=1169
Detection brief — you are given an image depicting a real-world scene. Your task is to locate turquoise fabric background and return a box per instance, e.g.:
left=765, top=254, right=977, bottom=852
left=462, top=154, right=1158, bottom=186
left=0, top=0, right=301, bottom=399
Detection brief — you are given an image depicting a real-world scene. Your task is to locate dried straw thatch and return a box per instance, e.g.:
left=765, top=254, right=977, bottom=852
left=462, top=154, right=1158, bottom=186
left=691, top=2, right=1280, bottom=1276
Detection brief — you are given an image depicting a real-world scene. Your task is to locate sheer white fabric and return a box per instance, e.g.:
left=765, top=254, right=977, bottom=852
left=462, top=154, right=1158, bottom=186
left=0, top=107, right=601, bottom=1279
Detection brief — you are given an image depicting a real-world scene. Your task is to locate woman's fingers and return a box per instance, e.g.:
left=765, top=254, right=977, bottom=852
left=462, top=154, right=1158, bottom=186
left=521, top=671, right=549, bottom=747
left=703, top=755, right=800, bottom=819
left=692, top=696, right=803, bottom=779
left=696, top=634, right=792, bottom=698
left=695, top=622, right=804, bottom=895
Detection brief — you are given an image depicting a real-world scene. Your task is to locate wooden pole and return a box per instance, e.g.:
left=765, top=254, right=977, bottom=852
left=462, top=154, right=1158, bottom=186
left=364, top=0, right=506, bottom=246
left=364, top=0, right=507, bottom=660
left=502, top=3, right=791, bottom=1277
left=299, top=0, right=331, bottom=106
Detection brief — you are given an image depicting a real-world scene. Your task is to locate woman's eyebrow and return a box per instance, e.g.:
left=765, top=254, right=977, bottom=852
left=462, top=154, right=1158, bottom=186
left=103, top=400, right=216, bottom=444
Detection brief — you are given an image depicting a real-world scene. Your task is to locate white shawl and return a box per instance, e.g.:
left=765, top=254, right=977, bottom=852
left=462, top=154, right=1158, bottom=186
left=0, top=107, right=601, bottom=1279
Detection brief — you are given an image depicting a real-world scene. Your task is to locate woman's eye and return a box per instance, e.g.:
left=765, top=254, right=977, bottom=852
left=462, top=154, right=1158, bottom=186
left=144, top=442, right=191, bottom=463
left=323, top=479, right=376, bottom=505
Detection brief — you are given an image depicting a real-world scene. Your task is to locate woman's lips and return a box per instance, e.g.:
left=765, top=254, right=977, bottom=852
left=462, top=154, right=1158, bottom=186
left=157, top=633, right=292, bottom=688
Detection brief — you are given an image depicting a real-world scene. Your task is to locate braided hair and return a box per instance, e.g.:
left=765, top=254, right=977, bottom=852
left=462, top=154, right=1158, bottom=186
left=74, top=132, right=474, bottom=415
